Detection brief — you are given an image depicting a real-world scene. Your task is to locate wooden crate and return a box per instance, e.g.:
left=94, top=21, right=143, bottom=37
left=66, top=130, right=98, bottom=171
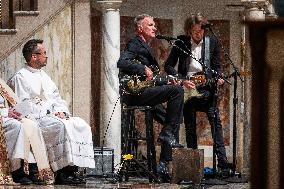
left=171, top=148, right=204, bottom=184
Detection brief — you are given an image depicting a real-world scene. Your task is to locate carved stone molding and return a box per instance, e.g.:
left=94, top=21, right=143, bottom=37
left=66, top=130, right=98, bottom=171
left=96, top=0, right=122, bottom=11
left=241, top=0, right=277, bottom=20
left=242, top=1, right=266, bottom=20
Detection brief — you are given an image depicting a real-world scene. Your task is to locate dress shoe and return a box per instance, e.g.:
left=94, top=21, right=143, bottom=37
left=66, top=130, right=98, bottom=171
left=158, top=129, right=183, bottom=148
left=28, top=174, right=45, bottom=185
left=13, top=175, right=33, bottom=185
left=55, top=172, right=85, bottom=185
left=217, top=167, right=232, bottom=178
left=156, top=161, right=171, bottom=183
left=217, top=162, right=233, bottom=178
left=72, top=173, right=86, bottom=184
left=12, top=167, right=33, bottom=185
left=28, top=163, right=46, bottom=185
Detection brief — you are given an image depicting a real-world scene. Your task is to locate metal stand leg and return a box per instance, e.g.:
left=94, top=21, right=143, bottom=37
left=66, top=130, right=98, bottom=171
left=119, top=106, right=160, bottom=183
left=145, top=110, right=158, bottom=182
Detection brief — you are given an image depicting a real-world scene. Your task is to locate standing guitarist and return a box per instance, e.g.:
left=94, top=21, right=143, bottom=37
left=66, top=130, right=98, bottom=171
left=117, top=14, right=184, bottom=182
left=164, top=13, right=230, bottom=175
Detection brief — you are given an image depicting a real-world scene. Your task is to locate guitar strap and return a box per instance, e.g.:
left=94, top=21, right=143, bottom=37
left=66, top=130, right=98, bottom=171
left=204, top=36, right=211, bottom=76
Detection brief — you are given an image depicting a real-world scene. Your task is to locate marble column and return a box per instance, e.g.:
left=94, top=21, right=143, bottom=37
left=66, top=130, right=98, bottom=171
left=97, top=0, right=122, bottom=167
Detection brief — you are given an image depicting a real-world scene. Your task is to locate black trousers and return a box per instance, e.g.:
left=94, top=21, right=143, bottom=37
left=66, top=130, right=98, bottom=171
left=183, top=96, right=228, bottom=167
left=123, top=84, right=184, bottom=125
left=123, top=84, right=184, bottom=162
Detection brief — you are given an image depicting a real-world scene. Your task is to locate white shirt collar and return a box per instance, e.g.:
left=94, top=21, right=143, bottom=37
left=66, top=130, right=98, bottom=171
left=25, top=64, right=41, bottom=73
left=191, top=38, right=203, bottom=46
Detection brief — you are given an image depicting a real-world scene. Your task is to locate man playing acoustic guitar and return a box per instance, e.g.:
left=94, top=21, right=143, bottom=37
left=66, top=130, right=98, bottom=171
left=164, top=13, right=230, bottom=176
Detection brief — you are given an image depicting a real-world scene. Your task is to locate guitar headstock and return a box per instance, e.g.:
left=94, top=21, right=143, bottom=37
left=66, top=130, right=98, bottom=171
left=239, top=70, right=251, bottom=77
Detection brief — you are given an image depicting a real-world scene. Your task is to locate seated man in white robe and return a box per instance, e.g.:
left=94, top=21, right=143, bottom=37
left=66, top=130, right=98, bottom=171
left=1, top=78, right=53, bottom=185
left=8, top=39, right=96, bottom=185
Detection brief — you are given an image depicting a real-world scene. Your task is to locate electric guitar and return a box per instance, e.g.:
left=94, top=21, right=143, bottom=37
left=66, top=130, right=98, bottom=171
left=165, top=73, right=215, bottom=102
left=119, top=59, right=162, bottom=95
left=184, top=70, right=252, bottom=101
left=183, top=74, right=208, bottom=102
left=120, top=73, right=176, bottom=95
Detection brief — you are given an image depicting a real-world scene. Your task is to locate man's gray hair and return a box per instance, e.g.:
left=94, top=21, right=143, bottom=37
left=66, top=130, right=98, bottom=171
left=134, top=14, right=153, bottom=29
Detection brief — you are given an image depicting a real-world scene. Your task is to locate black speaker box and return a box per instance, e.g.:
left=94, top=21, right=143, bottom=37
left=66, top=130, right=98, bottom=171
left=85, top=147, right=114, bottom=176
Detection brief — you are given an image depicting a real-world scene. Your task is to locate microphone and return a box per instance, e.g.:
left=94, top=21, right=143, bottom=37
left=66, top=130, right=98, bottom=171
left=156, top=34, right=178, bottom=41
left=201, top=23, right=213, bottom=29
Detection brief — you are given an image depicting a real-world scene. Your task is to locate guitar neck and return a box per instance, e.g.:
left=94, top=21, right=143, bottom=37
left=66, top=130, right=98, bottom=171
left=167, top=74, right=217, bottom=87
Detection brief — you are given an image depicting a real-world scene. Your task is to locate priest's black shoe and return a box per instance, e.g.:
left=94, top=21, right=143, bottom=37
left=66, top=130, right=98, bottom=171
left=12, top=166, right=33, bottom=185
left=28, top=174, right=45, bottom=185
left=28, top=163, right=45, bottom=185
left=156, top=161, right=171, bottom=183
left=158, top=127, right=183, bottom=148
left=13, top=176, right=33, bottom=185
left=55, top=172, right=86, bottom=185
left=72, top=173, right=86, bottom=184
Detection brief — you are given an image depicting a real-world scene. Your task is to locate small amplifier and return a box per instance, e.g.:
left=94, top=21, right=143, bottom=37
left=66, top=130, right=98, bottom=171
left=85, top=147, right=114, bottom=176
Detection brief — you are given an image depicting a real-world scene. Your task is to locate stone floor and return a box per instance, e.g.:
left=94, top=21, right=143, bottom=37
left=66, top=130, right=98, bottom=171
left=0, top=176, right=250, bottom=189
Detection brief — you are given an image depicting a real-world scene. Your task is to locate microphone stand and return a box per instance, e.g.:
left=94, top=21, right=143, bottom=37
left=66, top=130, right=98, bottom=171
left=207, top=27, right=246, bottom=183
left=211, top=75, right=219, bottom=178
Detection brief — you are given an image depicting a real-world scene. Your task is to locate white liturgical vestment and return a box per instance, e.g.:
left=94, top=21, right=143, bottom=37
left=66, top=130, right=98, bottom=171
left=8, top=65, right=95, bottom=172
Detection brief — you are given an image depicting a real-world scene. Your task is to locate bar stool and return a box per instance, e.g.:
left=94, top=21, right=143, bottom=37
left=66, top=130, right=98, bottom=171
left=120, top=104, right=159, bottom=182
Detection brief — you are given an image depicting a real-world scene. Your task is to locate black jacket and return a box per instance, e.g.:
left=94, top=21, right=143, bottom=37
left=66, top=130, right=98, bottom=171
left=164, top=35, right=222, bottom=79
left=117, top=35, right=159, bottom=79
left=164, top=35, right=222, bottom=98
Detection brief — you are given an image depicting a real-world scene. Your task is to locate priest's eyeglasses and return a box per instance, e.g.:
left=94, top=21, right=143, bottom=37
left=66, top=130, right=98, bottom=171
left=34, top=51, right=47, bottom=56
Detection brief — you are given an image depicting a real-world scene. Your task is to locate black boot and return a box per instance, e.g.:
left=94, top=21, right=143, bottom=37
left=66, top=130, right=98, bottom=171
left=55, top=166, right=85, bottom=185
left=156, top=161, right=171, bottom=183
left=12, top=161, right=32, bottom=185
left=158, top=125, right=183, bottom=148
left=217, top=160, right=233, bottom=178
left=28, top=163, right=45, bottom=185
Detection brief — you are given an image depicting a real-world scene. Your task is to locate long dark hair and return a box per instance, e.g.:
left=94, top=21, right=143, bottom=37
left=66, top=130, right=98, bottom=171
left=183, top=13, right=208, bottom=34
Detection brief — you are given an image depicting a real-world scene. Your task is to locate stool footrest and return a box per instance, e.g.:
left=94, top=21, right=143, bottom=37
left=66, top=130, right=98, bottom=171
left=123, top=105, right=153, bottom=110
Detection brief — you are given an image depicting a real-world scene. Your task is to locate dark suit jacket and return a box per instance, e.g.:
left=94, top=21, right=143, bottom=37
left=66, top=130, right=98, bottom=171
left=117, top=35, right=159, bottom=79
left=117, top=36, right=171, bottom=125
left=164, top=35, right=221, bottom=78
left=164, top=35, right=222, bottom=98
